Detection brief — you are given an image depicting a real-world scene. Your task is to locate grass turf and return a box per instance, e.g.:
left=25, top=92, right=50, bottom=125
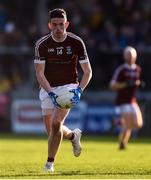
left=0, top=134, right=151, bottom=179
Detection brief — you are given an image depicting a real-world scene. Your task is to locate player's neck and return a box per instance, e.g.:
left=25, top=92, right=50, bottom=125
left=125, top=63, right=136, bottom=69
left=51, top=32, right=67, bottom=42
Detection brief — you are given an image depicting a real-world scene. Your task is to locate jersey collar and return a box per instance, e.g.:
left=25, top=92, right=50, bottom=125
left=124, top=63, right=137, bottom=69
left=51, top=32, right=67, bottom=42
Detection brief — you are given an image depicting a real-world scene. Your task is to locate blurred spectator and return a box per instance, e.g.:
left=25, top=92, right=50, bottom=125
left=0, top=0, right=151, bottom=91
left=0, top=3, right=8, bottom=30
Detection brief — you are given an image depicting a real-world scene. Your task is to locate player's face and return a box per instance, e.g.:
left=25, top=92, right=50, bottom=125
left=49, top=18, right=69, bottom=39
left=123, top=50, right=136, bottom=65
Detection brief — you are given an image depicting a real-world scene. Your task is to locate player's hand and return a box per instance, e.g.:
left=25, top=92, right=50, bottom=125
left=48, top=91, right=61, bottom=108
left=70, top=86, right=83, bottom=105
left=126, top=80, right=136, bottom=88
left=126, top=80, right=145, bottom=88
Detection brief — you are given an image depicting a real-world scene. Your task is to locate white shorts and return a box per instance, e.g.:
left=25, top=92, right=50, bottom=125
left=119, top=103, right=139, bottom=114
left=119, top=103, right=143, bottom=126
left=120, top=103, right=142, bottom=121
left=39, top=83, right=78, bottom=115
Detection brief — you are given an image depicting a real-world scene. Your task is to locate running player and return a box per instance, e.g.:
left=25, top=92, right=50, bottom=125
left=34, top=8, right=92, bottom=172
left=110, top=46, right=143, bottom=150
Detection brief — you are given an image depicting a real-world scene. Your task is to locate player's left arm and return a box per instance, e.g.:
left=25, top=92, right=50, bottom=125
left=77, top=37, right=92, bottom=90
left=70, top=61, right=92, bottom=105
left=136, top=66, right=145, bottom=88
left=79, top=61, right=92, bottom=91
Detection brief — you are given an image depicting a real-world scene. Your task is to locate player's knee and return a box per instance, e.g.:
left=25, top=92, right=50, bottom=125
left=137, top=121, right=143, bottom=129
left=133, top=121, right=143, bottom=130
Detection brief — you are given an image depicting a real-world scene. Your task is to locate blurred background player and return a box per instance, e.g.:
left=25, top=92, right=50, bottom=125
left=110, top=46, right=143, bottom=150
left=34, top=8, right=92, bottom=172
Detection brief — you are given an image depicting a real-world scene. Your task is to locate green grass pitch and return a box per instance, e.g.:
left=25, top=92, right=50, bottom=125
left=0, top=134, right=151, bottom=179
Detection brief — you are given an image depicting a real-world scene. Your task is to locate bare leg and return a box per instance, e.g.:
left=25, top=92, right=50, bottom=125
left=119, top=112, right=133, bottom=150
left=119, top=103, right=143, bottom=149
left=44, top=108, right=82, bottom=173
left=43, top=109, right=73, bottom=139
left=119, top=104, right=143, bottom=149
left=62, top=125, right=73, bottom=139
left=43, top=115, right=52, bottom=135
left=48, top=123, right=63, bottom=160
left=48, top=108, right=70, bottom=160
left=132, top=103, right=143, bottom=129
left=119, top=126, right=131, bottom=149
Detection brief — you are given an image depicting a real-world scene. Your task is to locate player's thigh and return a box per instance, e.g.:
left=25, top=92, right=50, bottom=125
left=43, top=110, right=54, bottom=133
left=53, top=108, right=70, bottom=124
left=120, top=104, right=135, bottom=128
left=132, top=103, right=143, bottom=128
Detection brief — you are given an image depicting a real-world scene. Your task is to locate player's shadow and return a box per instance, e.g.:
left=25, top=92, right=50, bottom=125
left=54, top=171, right=151, bottom=176
left=2, top=171, right=151, bottom=178
left=57, top=170, right=94, bottom=176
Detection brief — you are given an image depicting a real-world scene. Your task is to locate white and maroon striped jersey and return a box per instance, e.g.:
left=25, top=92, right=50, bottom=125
left=34, top=32, right=89, bottom=87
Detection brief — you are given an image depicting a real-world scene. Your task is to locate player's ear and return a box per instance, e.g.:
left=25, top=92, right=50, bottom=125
left=65, top=21, right=69, bottom=29
left=48, top=22, right=51, bottom=30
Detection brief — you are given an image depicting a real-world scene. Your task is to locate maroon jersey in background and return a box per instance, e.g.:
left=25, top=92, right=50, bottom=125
left=34, top=32, right=89, bottom=87
left=111, top=63, right=141, bottom=105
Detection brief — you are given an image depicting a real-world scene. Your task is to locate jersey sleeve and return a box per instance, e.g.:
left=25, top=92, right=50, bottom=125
left=110, top=66, right=123, bottom=84
left=77, top=39, right=89, bottom=64
left=34, top=40, right=46, bottom=64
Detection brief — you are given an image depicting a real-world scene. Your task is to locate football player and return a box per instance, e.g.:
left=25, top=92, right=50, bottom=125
left=110, top=46, right=143, bottom=150
left=34, top=8, right=92, bottom=172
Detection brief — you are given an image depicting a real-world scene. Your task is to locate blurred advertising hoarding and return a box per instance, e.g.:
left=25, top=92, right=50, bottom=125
left=11, top=100, right=45, bottom=133
left=11, top=99, right=120, bottom=134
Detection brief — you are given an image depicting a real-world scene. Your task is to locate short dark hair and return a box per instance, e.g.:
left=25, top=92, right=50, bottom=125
left=49, top=8, right=67, bottom=21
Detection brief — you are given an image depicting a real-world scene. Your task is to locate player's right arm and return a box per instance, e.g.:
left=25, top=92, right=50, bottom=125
left=34, top=39, right=52, bottom=93
left=110, top=65, right=142, bottom=91
left=110, top=65, right=127, bottom=91
left=34, top=62, right=60, bottom=107
left=34, top=62, right=52, bottom=93
left=110, top=81, right=127, bottom=91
